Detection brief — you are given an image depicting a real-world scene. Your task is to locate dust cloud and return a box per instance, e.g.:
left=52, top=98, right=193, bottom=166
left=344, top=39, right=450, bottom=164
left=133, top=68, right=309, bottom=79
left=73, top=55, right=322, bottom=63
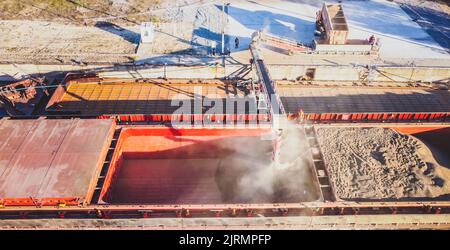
left=107, top=122, right=321, bottom=204
left=215, top=121, right=319, bottom=203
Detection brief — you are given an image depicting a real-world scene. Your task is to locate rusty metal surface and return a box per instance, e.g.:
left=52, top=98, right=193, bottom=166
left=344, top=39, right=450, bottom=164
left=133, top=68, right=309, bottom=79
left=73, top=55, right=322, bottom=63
left=0, top=118, right=115, bottom=206
left=2, top=200, right=450, bottom=211
left=1, top=215, right=450, bottom=229
left=278, top=85, right=450, bottom=114
left=0, top=78, right=47, bottom=116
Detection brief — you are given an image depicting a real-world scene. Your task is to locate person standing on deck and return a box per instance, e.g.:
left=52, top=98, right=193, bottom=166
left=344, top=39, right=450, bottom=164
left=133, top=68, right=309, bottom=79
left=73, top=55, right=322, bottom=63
left=211, top=40, right=217, bottom=56
left=235, top=37, right=239, bottom=49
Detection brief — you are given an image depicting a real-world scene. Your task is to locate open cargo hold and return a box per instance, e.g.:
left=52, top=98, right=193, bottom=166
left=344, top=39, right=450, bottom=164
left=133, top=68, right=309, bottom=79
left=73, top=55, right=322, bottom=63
left=45, top=77, right=266, bottom=123
left=0, top=118, right=115, bottom=206
left=99, top=127, right=322, bottom=205
left=278, top=85, right=450, bottom=122
left=315, top=124, right=450, bottom=201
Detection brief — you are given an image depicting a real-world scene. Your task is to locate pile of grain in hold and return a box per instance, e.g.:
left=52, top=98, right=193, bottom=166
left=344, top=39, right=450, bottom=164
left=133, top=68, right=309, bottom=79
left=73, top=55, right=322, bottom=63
left=316, top=127, right=449, bottom=200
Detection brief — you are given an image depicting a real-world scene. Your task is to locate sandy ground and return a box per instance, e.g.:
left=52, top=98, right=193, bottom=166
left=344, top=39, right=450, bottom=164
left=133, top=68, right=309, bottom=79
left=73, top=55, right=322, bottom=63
left=0, top=1, right=205, bottom=64
left=0, top=20, right=138, bottom=64
left=0, top=0, right=448, bottom=65
left=0, top=19, right=196, bottom=64
left=316, top=127, right=450, bottom=200
left=0, top=0, right=167, bottom=25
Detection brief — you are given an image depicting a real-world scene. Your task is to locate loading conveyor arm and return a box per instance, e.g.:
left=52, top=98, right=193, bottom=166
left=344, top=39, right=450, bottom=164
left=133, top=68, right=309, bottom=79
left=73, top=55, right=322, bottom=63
left=250, top=40, right=289, bottom=164
left=249, top=43, right=286, bottom=120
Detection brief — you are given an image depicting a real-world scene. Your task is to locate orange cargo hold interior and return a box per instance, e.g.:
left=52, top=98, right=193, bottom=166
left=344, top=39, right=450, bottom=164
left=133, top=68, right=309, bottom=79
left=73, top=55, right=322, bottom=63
left=99, top=127, right=321, bottom=205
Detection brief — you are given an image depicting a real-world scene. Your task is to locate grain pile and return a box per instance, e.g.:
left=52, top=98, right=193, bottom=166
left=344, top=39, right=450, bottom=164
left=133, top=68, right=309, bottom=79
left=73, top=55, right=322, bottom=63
left=316, top=127, right=450, bottom=200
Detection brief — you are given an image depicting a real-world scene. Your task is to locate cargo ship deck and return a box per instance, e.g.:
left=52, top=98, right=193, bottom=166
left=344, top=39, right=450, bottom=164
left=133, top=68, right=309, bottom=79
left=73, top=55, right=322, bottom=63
left=277, top=84, right=450, bottom=122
